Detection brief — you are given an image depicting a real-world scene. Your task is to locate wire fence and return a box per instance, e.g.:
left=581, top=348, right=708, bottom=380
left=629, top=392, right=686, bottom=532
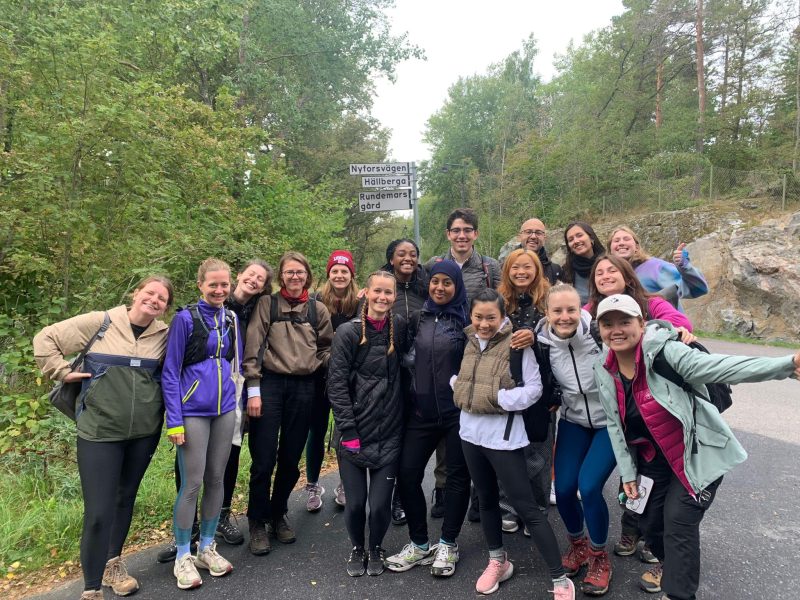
left=597, top=165, right=796, bottom=217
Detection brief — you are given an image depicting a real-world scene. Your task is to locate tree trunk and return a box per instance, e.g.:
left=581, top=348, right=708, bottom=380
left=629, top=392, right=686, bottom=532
left=693, top=0, right=706, bottom=199
left=655, top=60, right=663, bottom=128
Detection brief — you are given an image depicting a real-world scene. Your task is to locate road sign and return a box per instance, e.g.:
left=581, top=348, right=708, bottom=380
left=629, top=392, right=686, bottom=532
left=361, top=175, right=410, bottom=188
left=349, top=162, right=410, bottom=176
left=358, top=190, right=411, bottom=212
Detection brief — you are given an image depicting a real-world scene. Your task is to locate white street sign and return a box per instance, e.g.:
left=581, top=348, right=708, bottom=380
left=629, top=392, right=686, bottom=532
left=358, top=190, right=411, bottom=212
left=349, top=162, right=410, bottom=175
left=361, top=175, right=410, bottom=188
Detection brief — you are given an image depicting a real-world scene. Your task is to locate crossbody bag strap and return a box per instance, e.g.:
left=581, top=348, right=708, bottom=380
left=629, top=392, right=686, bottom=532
left=70, top=312, right=111, bottom=371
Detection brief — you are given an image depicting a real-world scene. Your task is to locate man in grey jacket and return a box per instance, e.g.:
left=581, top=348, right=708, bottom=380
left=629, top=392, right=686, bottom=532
left=425, top=208, right=501, bottom=303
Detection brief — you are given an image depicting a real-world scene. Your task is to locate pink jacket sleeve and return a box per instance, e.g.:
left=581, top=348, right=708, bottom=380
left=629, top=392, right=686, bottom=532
left=647, top=296, right=693, bottom=331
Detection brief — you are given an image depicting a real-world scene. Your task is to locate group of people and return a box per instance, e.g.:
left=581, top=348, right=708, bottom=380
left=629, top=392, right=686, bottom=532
left=33, top=208, right=800, bottom=600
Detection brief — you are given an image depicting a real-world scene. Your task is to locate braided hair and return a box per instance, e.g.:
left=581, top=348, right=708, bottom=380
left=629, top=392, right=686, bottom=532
left=360, top=270, right=397, bottom=355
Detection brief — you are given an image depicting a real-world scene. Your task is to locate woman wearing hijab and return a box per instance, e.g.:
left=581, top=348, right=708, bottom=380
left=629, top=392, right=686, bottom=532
left=561, top=222, right=605, bottom=305
left=385, top=261, right=471, bottom=579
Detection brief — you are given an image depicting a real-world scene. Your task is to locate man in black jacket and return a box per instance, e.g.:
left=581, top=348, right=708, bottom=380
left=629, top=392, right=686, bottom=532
left=515, top=218, right=563, bottom=286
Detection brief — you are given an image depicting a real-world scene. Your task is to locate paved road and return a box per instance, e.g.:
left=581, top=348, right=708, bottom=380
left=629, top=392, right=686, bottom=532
left=34, top=339, right=800, bottom=600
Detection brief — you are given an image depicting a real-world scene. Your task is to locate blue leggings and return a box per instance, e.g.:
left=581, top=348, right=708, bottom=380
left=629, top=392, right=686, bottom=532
left=554, top=419, right=617, bottom=547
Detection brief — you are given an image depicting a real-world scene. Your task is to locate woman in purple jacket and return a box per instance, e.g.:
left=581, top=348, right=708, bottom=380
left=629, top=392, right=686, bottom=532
left=162, top=258, right=242, bottom=590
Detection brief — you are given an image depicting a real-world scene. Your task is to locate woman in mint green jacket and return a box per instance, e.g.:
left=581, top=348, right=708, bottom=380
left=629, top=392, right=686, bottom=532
left=592, top=294, right=799, bottom=600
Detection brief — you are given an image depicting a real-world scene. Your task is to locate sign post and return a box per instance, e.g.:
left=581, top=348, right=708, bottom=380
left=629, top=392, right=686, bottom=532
left=349, top=161, right=420, bottom=247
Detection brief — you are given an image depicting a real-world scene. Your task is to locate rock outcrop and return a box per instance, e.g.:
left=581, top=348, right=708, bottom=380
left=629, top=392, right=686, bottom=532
left=684, top=212, right=800, bottom=342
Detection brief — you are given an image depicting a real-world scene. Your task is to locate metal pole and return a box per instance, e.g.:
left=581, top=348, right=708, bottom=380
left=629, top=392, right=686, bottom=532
left=708, top=164, right=713, bottom=201
left=782, top=173, right=787, bottom=210
left=411, top=161, right=420, bottom=248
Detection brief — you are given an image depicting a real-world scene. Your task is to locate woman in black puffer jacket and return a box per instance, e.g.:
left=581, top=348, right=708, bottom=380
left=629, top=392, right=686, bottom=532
left=381, top=238, right=429, bottom=320
left=328, top=271, right=409, bottom=578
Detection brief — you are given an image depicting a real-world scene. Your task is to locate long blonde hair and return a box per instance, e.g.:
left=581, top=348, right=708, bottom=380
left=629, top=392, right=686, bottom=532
left=319, top=278, right=359, bottom=317
left=608, top=225, right=651, bottom=267
left=499, top=248, right=550, bottom=314
left=360, top=271, right=396, bottom=355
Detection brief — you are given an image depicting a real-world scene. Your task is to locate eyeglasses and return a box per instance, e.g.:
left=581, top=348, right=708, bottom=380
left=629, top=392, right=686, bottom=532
left=282, top=270, right=307, bottom=278
left=520, top=229, right=546, bottom=237
left=448, top=227, right=475, bottom=235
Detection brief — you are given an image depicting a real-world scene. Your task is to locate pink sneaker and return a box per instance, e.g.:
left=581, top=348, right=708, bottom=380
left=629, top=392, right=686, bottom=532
left=551, top=577, right=576, bottom=600
left=475, top=558, right=514, bottom=594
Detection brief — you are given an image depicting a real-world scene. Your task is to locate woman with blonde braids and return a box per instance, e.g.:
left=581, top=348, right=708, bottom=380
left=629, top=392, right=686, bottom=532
left=327, top=271, right=409, bottom=577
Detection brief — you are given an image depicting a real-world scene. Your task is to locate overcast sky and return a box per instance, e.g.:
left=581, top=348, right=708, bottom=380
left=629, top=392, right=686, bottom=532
left=371, top=0, right=625, bottom=163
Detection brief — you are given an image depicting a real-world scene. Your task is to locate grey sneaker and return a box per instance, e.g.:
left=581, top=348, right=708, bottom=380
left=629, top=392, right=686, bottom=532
left=385, top=542, right=437, bottom=572
left=430, top=542, right=459, bottom=577
left=102, top=556, right=139, bottom=596
left=501, top=513, right=519, bottom=533
left=195, top=541, right=233, bottom=577
left=173, top=554, right=202, bottom=590
left=638, top=542, right=659, bottom=564
left=306, top=483, right=325, bottom=512
left=334, top=482, right=346, bottom=507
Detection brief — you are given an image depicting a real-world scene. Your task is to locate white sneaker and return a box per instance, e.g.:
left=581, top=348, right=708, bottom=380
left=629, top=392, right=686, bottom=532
left=385, top=542, right=437, bottom=572
left=430, top=542, right=459, bottom=577
left=173, top=554, right=202, bottom=589
left=195, top=542, right=233, bottom=577
left=501, top=513, right=519, bottom=533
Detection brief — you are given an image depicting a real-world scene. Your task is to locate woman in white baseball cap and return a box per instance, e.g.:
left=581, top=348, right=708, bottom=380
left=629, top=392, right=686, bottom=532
left=593, top=293, right=800, bottom=600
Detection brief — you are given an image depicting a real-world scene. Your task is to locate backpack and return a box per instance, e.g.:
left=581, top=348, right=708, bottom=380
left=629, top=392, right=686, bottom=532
left=180, top=304, right=236, bottom=367
left=652, top=341, right=733, bottom=415
left=504, top=345, right=557, bottom=443
left=269, top=292, right=319, bottom=332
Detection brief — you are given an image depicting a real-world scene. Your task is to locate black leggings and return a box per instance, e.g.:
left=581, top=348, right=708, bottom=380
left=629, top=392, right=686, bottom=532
left=338, top=455, right=398, bottom=549
left=77, top=433, right=160, bottom=590
left=462, top=440, right=564, bottom=579
left=305, top=374, right=330, bottom=484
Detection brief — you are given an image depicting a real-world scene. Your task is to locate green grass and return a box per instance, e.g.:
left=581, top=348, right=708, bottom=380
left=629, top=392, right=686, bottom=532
left=0, top=428, right=338, bottom=583
left=696, top=329, right=800, bottom=349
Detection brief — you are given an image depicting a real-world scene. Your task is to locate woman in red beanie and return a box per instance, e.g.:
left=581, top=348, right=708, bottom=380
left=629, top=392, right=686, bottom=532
left=304, top=250, right=361, bottom=512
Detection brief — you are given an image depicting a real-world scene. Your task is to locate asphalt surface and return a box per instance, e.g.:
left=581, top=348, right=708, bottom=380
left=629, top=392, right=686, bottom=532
left=34, top=339, right=800, bottom=600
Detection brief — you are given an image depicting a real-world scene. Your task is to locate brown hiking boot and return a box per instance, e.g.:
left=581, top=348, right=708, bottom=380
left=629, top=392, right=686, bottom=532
left=562, top=536, right=589, bottom=577
left=102, top=556, right=139, bottom=596
left=272, top=514, right=296, bottom=544
left=248, top=519, right=270, bottom=555
left=581, top=547, right=612, bottom=596
left=80, top=591, right=104, bottom=600
left=639, top=563, right=663, bottom=593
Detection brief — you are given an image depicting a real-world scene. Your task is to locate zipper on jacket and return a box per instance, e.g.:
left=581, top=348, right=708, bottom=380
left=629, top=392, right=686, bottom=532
left=466, top=343, right=483, bottom=413
left=431, top=315, right=443, bottom=424
left=182, top=380, right=200, bottom=404
left=215, top=313, right=223, bottom=415
left=568, top=343, right=594, bottom=429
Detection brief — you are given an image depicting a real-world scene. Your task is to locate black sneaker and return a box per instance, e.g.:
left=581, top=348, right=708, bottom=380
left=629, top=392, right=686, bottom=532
left=347, top=546, right=367, bottom=577
left=216, top=509, right=244, bottom=545
left=156, top=526, right=199, bottom=563
left=430, top=487, right=445, bottom=519
left=391, top=494, right=406, bottom=526
left=367, top=547, right=386, bottom=576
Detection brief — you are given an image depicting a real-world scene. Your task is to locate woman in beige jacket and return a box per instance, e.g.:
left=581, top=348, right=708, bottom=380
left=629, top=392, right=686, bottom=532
left=33, top=276, right=173, bottom=600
